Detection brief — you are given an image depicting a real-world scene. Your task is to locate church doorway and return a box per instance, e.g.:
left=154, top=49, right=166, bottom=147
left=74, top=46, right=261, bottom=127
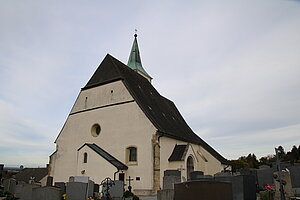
left=187, top=156, right=194, bottom=180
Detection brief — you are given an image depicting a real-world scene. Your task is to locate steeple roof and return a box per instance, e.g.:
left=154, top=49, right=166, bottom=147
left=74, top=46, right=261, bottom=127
left=127, top=34, right=152, bottom=80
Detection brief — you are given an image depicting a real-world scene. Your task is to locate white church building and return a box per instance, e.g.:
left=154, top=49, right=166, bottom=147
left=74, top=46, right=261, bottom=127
left=48, top=34, right=229, bottom=195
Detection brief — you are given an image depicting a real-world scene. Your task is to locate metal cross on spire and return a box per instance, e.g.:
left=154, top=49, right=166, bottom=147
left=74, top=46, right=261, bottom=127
left=134, top=29, right=138, bottom=37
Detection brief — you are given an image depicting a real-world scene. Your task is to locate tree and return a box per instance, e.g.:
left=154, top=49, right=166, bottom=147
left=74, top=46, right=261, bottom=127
left=230, top=159, right=249, bottom=172
left=277, top=146, right=286, bottom=160
left=259, top=155, right=276, bottom=166
left=284, top=145, right=300, bottom=164
left=245, top=153, right=259, bottom=168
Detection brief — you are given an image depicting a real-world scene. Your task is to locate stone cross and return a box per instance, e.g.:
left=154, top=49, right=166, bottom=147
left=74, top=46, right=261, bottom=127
left=126, top=176, right=134, bottom=192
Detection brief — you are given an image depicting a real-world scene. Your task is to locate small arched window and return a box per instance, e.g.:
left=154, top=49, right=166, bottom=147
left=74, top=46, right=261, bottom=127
left=126, top=146, right=137, bottom=164
left=83, top=152, right=88, bottom=163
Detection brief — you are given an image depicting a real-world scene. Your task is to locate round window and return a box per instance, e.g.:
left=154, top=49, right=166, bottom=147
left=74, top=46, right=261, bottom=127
left=91, top=124, right=101, bottom=137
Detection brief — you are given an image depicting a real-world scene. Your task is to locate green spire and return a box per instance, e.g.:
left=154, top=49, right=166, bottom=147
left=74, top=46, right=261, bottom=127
left=127, top=33, right=152, bottom=81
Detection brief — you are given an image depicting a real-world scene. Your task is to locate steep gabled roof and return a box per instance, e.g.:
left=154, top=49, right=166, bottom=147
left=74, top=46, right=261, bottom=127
left=83, top=54, right=228, bottom=164
left=15, top=168, right=48, bottom=183
left=78, top=143, right=128, bottom=170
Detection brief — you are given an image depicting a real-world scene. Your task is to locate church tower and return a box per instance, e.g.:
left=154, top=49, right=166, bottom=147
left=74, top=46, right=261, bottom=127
left=127, top=33, right=152, bottom=82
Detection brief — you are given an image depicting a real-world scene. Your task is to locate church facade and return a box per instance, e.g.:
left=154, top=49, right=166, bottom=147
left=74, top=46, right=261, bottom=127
left=49, top=35, right=229, bottom=195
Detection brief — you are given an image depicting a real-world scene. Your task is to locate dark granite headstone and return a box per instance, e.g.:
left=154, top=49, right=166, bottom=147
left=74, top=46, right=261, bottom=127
left=256, top=168, right=274, bottom=189
left=47, top=176, right=53, bottom=186
left=174, top=180, right=232, bottom=200
left=190, top=171, right=204, bottom=180
left=0, top=164, right=3, bottom=179
left=94, top=184, right=99, bottom=193
left=215, top=175, right=256, bottom=200
left=54, top=182, right=66, bottom=195
left=288, top=166, right=300, bottom=188
left=164, top=170, right=181, bottom=177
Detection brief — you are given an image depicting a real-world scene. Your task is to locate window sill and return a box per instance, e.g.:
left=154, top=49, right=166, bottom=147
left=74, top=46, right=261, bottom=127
left=127, top=161, right=138, bottom=166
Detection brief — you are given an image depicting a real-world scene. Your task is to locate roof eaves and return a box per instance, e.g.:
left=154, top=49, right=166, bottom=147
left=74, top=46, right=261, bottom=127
left=78, top=143, right=128, bottom=170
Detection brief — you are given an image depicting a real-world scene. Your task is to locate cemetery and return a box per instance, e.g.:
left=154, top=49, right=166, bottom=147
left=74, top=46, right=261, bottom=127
left=1, top=161, right=300, bottom=200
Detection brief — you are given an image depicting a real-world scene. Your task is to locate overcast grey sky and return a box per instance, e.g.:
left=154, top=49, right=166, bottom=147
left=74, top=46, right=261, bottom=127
left=1, top=0, right=300, bottom=167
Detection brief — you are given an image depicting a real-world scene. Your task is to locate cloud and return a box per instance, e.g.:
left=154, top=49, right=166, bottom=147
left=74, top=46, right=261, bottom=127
left=0, top=99, right=54, bottom=166
left=205, top=123, right=300, bottom=159
left=0, top=0, right=300, bottom=165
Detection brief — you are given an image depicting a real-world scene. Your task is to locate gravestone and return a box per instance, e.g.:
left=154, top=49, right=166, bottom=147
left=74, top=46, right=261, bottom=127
left=47, top=176, right=53, bottom=186
left=66, top=182, right=88, bottom=200
left=3, top=178, right=16, bottom=194
left=256, top=168, right=275, bottom=189
left=190, top=171, right=213, bottom=180
left=109, top=180, right=124, bottom=198
left=190, top=171, right=204, bottom=180
left=54, top=182, right=66, bottom=196
left=215, top=174, right=256, bottom=200
left=163, top=170, right=181, bottom=189
left=66, top=176, right=94, bottom=199
left=288, top=166, right=300, bottom=188
left=32, top=186, right=61, bottom=200
left=69, top=176, right=89, bottom=183
left=164, top=170, right=181, bottom=177
left=87, top=180, right=94, bottom=197
left=174, top=180, right=232, bottom=200
left=214, top=171, right=231, bottom=177
left=0, top=164, right=3, bottom=179
left=273, top=171, right=293, bottom=200
left=157, top=189, right=174, bottom=200
left=15, top=183, right=40, bottom=200
left=94, top=183, right=99, bottom=193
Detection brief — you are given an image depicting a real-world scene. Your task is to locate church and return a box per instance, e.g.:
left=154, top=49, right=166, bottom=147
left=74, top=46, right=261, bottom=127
left=48, top=34, right=229, bottom=196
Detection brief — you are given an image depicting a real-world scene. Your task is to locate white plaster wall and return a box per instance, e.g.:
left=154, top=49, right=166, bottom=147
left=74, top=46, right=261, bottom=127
left=40, top=176, right=47, bottom=186
left=71, top=80, right=133, bottom=114
left=77, top=145, right=118, bottom=184
left=50, top=80, right=156, bottom=191
left=194, top=143, right=225, bottom=175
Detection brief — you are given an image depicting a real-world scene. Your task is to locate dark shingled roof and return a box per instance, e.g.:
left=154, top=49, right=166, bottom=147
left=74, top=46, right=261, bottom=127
left=168, top=145, right=188, bottom=161
left=78, top=143, right=128, bottom=170
left=15, top=168, right=48, bottom=183
left=83, top=54, right=228, bottom=164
